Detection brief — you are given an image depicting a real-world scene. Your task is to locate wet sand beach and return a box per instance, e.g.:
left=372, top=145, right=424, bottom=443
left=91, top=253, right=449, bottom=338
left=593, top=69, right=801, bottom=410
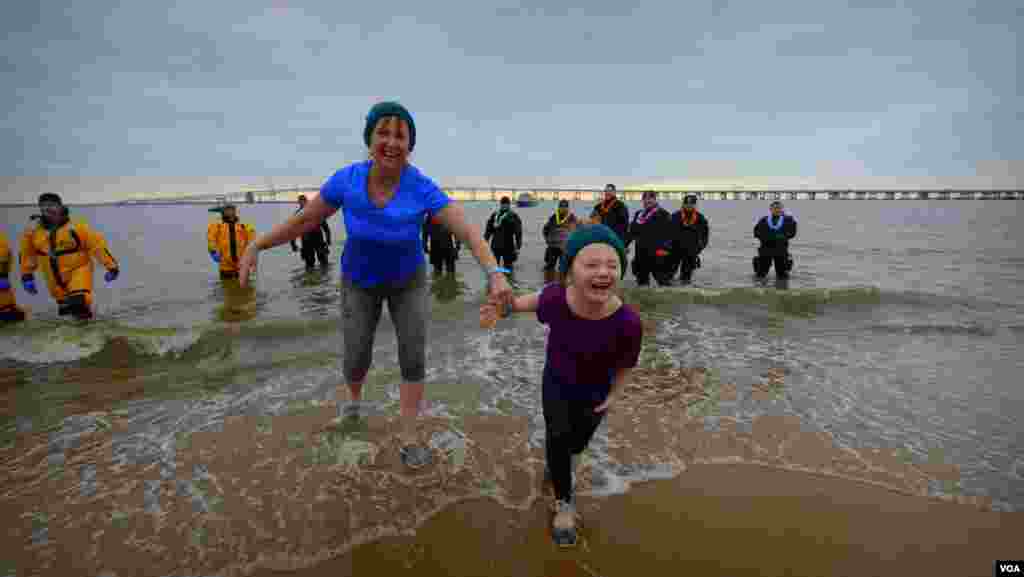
left=3, top=366, right=1018, bottom=577
left=287, top=464, right=1021, bottom=577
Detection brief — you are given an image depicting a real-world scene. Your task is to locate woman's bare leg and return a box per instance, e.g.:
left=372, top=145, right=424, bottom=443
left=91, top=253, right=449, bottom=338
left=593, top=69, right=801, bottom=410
left=399, top=382, right=424, bottom=418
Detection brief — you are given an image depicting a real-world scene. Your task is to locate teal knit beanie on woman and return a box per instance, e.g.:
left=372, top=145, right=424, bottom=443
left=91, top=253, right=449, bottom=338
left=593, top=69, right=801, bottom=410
left=559, top=224, right=628, bottom=279
left=364, top=101, right=416, bottom=152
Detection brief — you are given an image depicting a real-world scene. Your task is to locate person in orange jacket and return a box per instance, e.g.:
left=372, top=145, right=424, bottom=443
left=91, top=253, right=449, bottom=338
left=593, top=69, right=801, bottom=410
left=0, top=231, right=28, bottom=323
left=207, top=204, right=256, bottom=280
left=19, top=193, right=119, bottom=321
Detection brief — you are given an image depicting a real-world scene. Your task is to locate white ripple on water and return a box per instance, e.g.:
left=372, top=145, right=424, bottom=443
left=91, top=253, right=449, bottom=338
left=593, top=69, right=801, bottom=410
left=0, top=323, right=204, bottom=364
left=1011, top=459, right=1024, bottom=481
left=653, top=312, right=1024, bottom=509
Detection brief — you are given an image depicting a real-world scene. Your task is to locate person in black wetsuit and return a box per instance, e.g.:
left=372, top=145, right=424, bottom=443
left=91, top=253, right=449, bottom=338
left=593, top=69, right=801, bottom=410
left=422, top=211, right=461, bottom=275
left=589, top=183, right=630, bottom=244
left=625, top=190, right=673, bottom=286
left=753, top=200, right=797, bottom=279
left=483, top=196, right=523, bottom=272
left=289, top=195, right=331, bottom=270
left=541, top=199, right=579, bottom=283
left=669, top=194, right=710, bottom=284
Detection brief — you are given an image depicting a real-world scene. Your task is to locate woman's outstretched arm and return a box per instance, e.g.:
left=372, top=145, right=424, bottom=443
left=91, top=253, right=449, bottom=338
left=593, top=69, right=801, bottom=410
left=238, top=193, right=338, bottom=287
left=434, top=202, right=513, bottom=305
left=255, top=193, right=337, bottom=251
left=480, top=290, right=540, bottom=328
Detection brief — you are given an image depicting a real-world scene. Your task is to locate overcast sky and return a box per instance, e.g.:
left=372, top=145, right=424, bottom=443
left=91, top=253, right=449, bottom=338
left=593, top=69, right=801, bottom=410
left=2, top=0, right=1021, bottom=203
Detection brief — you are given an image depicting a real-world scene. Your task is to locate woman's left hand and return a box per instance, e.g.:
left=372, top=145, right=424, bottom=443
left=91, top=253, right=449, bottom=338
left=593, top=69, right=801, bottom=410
left=487, top=272, right=513, bottom=310
left=594, top=394, right=614, bottom=413
left=479, top=301, right=501, bottom=329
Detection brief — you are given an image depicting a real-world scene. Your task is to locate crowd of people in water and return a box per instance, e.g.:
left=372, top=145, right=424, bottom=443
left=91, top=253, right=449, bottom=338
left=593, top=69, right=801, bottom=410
left=428, top=184, right=796, bottom=288
left=0, top=100, right=798, bottom=548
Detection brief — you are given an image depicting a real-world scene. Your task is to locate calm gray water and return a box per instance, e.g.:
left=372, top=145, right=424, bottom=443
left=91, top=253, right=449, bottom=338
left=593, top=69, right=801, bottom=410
left=2, top=199, right=1022, bottom=510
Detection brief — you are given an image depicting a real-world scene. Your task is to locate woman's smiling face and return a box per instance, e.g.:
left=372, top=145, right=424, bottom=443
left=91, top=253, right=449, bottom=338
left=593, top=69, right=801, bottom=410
left=370, top=116, right=410, bottom=169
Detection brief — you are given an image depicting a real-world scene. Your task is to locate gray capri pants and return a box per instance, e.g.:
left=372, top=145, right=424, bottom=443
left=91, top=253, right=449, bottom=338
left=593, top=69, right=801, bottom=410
left=341, top=266, right=428, bottom=383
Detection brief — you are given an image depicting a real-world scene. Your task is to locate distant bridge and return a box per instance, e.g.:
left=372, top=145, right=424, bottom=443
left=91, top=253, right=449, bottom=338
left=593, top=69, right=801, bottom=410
left=116, top=186, right=1023, bottom=205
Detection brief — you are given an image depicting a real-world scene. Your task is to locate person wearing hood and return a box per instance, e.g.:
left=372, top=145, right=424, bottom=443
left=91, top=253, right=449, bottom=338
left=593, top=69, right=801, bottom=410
left=670, top=194, right=710, bottom=284
left=484, top=196, right=523, bottom=272
left=0, top=231, right=27, bottom=323
left=423, top=211, right=461, bottom=276
left=541, top=199, right=579, bottom=283
left=753, top=200, right=797, bottom=279
left=625, top=190, right=673, bottom=286
left=589, top=184, right=630, bottom=243
left=290, top=194, right=332, bottom=270
left=207, top=204, right=257, bottom=280
left=19, top=193, right=120, bottom=321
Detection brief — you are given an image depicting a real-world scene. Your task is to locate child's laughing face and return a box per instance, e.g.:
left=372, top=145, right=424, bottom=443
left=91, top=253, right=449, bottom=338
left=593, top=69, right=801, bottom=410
left=570, top=244, right=619, bottom=305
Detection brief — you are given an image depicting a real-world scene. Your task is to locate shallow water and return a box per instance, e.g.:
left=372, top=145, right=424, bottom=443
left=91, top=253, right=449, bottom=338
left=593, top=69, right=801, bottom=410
left=1, top=199, right=1022, bottom=536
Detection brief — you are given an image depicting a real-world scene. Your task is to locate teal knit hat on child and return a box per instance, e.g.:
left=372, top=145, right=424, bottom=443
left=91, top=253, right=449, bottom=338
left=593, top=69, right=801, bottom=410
left=364, top=101, right=416, bottom=152
left=559, top=224, right=628, bottom=279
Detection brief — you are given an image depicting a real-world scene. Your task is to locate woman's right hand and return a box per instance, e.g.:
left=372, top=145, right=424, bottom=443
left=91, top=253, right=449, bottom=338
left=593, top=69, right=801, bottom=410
left=238, top=243, right=260, bottom=288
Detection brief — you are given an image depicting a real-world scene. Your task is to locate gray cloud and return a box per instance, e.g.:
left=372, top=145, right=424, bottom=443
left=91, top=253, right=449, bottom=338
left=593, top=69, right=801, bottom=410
left=0, top=0, right=1020, bottom=201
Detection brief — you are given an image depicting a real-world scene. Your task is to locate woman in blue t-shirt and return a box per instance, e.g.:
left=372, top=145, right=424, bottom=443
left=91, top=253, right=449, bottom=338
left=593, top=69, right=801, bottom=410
left=238, top=101, right=513, bottom=469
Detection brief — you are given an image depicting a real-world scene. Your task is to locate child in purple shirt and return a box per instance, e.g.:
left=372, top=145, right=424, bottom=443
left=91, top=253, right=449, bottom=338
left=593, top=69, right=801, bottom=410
left=481, top=224, right=644, bottom=547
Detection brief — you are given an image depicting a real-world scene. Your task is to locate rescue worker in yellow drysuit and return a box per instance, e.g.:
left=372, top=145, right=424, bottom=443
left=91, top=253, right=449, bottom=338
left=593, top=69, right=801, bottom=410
left=207, top=204, right=256, bottom=280
left=0, top=231, right=28, bottom=323
left=19, top=193, right=120, bottom=321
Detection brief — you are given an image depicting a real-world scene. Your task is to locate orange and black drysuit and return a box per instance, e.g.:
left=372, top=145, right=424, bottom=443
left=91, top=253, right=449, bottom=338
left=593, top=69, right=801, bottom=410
left=19, top=215, right=119, bottom=320
left=589, top=196, right=630, bottom=243
left=0, top=232, right=27, bottom=322
left=207, top=214, right=256, bottom=278
left=669, top=208, right=710, bottom=283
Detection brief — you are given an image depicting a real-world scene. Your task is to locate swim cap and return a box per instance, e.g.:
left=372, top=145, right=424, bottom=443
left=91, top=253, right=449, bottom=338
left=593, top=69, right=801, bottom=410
left=38, top=193, right=62, bottom=205
left=559, top=224, right=627, bottom=279
left=558, top=199, right=569, bottom=207
left=364, top=101, right=416, bottom=152
left=683, top=194, right=698, bottom=205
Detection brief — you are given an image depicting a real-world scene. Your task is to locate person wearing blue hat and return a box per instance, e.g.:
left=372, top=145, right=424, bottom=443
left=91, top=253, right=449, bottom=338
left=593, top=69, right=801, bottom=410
left=753, top=200, right=797, bottom=279
left=237, top=101, right=513, bottom=470
left=480, top=224, right=643, bottom=547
